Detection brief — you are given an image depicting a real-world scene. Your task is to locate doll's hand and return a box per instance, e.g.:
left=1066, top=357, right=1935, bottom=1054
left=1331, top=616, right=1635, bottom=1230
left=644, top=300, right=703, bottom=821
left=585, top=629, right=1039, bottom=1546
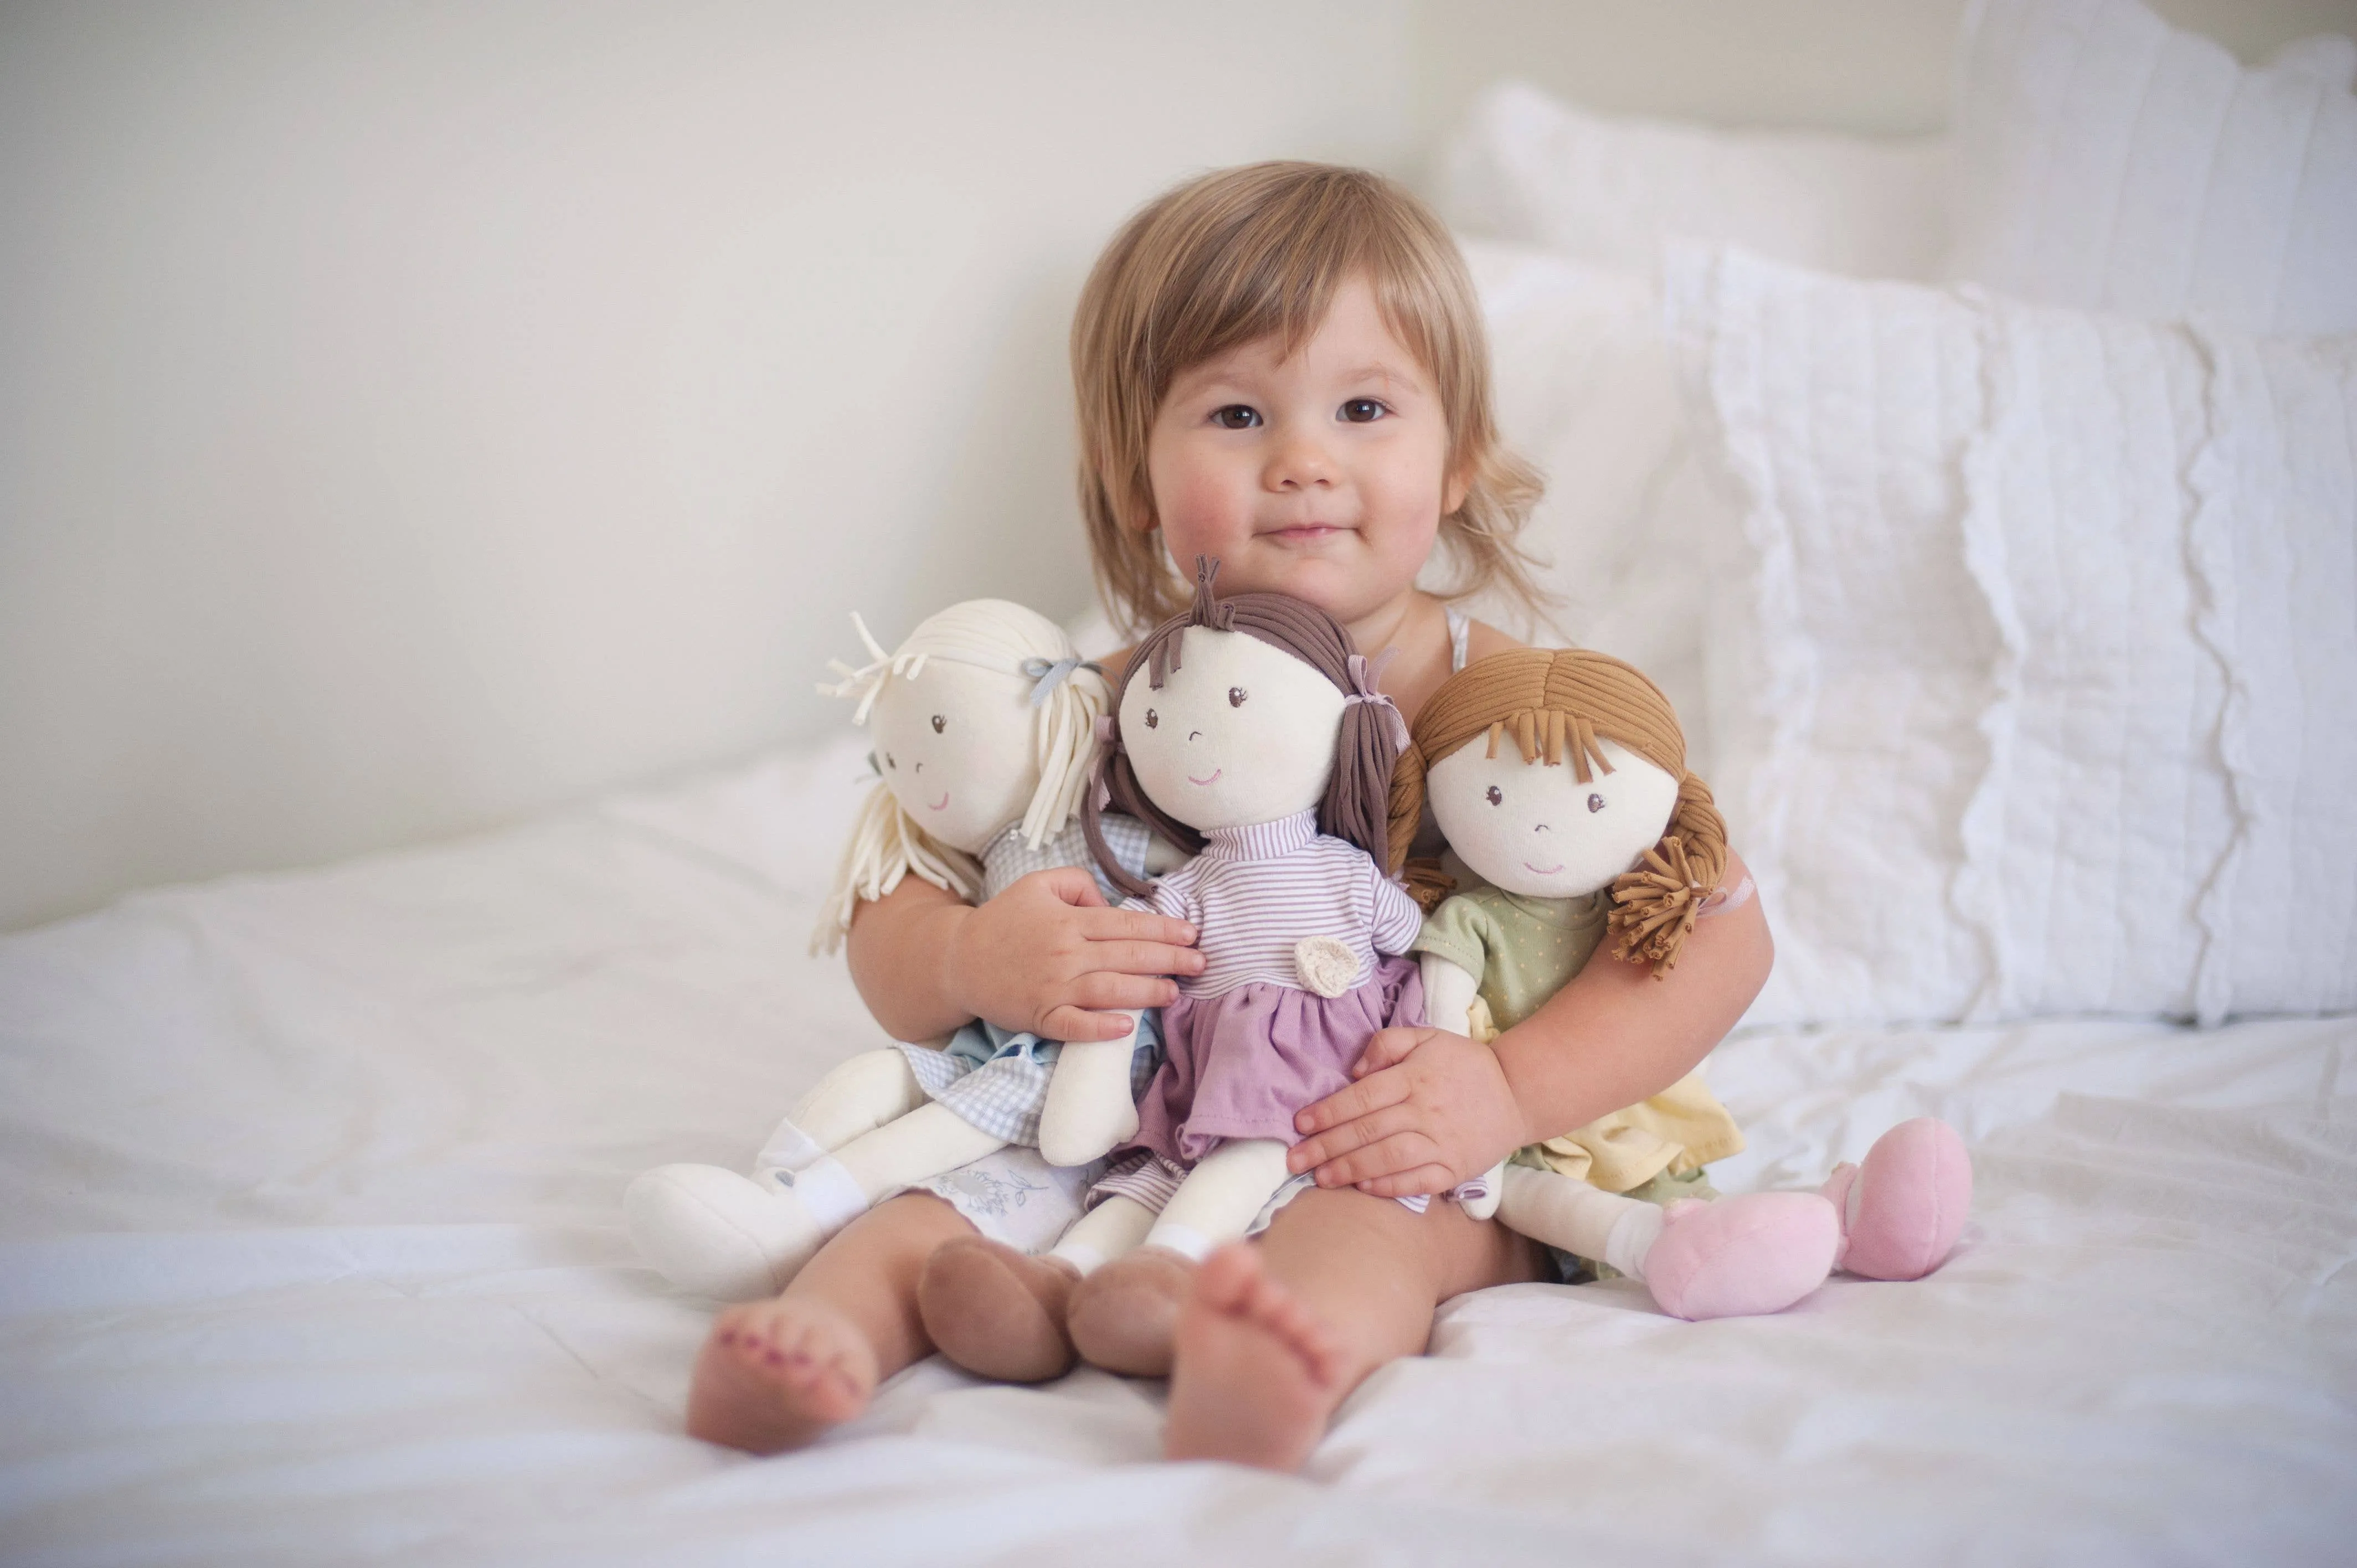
left=943, top=866, right=1202, bottom=1042
left=1285, top=1028, right=1530, bottom=1198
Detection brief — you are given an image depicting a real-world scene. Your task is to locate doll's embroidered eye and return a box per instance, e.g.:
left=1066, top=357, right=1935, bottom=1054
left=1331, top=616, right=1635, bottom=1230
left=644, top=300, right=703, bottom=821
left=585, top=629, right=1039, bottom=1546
left=1588, top=793, right=1606, bottom=812
left=930, top=714, right=945, bottom=734
left=1228, top=687, right=1247, bottom=707
left=1144, top=709, right=1157, bottom=729
left=1485, top=785, right=1502, bottom=806
left=884, top=753, right=896, bottom=770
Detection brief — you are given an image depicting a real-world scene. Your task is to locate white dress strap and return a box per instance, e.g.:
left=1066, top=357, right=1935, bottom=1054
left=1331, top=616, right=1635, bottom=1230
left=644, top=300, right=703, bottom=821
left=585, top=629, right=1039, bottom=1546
left=1443, top=606, right=1472, bottom=673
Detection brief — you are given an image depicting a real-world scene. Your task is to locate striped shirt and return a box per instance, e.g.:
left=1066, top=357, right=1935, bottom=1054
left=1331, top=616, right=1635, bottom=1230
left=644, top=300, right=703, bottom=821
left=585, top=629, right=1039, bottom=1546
left=1126, top=809, right=1421, bottom=998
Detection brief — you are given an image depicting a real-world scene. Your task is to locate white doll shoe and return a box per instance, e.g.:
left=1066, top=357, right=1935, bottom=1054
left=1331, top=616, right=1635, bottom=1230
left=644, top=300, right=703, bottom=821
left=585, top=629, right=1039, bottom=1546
left=624, top=1163, right=829, bottom=1301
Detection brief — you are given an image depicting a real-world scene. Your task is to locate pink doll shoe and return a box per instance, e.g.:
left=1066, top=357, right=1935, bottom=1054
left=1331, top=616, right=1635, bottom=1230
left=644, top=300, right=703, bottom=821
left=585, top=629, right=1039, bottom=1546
left=1644, top=1191, right=1842, bottom=1321
left=1820, top=1117, right=1973, bottom=1281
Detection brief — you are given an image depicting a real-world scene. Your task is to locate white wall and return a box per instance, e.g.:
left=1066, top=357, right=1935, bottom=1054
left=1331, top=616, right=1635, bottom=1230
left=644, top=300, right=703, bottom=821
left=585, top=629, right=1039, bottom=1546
left=4, top=0, right=2351, bottom=932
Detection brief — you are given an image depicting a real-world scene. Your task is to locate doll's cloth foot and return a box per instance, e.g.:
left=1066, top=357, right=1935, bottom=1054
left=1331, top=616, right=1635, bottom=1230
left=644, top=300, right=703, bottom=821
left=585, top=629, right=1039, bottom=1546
left=624, top=1163, right=828, bottom=1301
left=1165, top=1242, right=1350, bottom=1471
left=1821, top=1117, right=1972, bottom=1281
left=686, top=1294, right=877, bottom=1454
left=1643, top=1191, right=1841, bottom=1321
left=918, top=1236, right=1080, bottom=1383
left=1067, top=1245, right=1196, bottom=1376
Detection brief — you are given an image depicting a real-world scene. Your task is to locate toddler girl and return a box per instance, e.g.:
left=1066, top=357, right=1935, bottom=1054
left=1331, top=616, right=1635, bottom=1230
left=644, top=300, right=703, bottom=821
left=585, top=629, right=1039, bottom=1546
left=691, top=162, right=1777, bottom=1472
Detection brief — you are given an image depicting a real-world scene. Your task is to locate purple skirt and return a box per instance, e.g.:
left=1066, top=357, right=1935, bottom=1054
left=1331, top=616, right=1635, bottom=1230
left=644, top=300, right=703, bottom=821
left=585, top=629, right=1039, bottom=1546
left=1129, top=956, right=1425, bottom=1166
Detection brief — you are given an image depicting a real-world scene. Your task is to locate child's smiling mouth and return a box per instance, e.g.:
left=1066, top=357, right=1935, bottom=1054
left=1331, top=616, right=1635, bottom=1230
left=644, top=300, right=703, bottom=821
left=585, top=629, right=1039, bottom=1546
left=1260, top=523, right=1352, bottom=546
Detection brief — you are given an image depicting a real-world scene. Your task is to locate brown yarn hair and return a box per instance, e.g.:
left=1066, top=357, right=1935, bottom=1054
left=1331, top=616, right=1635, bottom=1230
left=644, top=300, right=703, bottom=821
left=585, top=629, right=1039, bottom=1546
left=1385, top=648, right=1728, bottom=977
left=1072, top=161, right=1552, bottom=636
left=1085, top=557, right=1399, bottom=898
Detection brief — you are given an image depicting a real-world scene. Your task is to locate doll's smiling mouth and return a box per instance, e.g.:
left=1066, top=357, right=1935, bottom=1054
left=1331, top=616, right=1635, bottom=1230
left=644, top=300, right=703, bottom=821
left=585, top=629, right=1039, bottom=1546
left=1187, top=769, right=1223, bottom=786
left=1524, top=860, right=1565, bottom=875
left=928, top=792, right=950, bottom=811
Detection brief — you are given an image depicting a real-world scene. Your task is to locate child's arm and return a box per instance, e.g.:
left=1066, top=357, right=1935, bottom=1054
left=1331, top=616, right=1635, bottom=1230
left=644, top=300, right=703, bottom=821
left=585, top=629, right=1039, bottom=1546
left=1288, top=847, right=1773, bottom=1197
left=845, top=866, right=1202, bottom=1044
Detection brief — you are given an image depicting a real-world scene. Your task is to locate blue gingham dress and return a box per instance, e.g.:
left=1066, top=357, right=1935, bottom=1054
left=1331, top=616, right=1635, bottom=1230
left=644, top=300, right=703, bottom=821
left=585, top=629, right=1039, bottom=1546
left=894, top=814, right=1165, bottom=1147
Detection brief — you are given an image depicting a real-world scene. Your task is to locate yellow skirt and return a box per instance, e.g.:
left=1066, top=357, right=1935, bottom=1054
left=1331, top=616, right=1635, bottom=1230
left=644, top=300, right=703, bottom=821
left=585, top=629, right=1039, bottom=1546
left=1467, top=996, right=1745, bottom=1194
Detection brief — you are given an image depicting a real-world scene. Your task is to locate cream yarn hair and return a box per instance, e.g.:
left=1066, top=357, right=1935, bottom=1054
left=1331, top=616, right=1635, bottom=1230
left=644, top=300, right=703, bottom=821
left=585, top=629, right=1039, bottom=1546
left=812, top=600, right=1110, bottom=952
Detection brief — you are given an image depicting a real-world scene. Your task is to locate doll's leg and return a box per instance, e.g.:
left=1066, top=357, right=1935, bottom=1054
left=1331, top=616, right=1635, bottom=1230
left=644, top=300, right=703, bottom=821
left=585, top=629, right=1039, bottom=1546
left=760, top=1048, right=928, bottom=1167
left=1062, top=1142, right=1293, bottom=1376
left=688, top=1190, right=974, bottom=1453
left=917, top=1195, right=1157, bottom=1383
left=1818, top=1118, right=1972, bottom=1280
left=1165, top=1185, right=1542, bottom=1471
left=629, top=1103, right=1006, bottom=1301
left=1499, top=1163, right=1839, bottom=1321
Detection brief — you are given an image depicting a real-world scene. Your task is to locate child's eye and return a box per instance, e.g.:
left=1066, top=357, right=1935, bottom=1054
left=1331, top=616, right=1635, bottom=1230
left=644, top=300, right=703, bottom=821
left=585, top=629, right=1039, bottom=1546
left=931, top=714, right=946, bottom=734
left=1211, top=405, right=1261, bottom=430
left=1144, top=709, right=1157, bottom=729
left=1228, top=687, right=1247, bottom=707
left=1588, top=793, right=1606, bottom=812
left=1485, top=785, right=1502, bottom=806
left=1340, top=398, right=1388, bottom=424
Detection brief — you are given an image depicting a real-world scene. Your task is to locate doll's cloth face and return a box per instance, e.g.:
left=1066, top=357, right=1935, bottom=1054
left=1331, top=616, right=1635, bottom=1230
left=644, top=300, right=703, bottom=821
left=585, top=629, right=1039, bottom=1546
left=1119, top=626, right=1345, bottom=832
left=868, top=659, right=1040, bottom=855
left=1428, top=733, right=1679, bottom=898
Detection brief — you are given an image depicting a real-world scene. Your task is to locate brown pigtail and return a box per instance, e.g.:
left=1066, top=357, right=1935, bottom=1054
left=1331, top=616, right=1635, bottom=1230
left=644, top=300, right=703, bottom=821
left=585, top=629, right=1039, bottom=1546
left=1605, top=771, right=1729, bottom=976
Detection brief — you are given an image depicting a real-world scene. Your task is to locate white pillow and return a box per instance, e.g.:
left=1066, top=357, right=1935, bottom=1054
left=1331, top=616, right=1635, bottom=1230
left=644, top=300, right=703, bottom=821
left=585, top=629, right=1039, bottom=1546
left=1674, top=246, right=2357, bottom=1028
left=1946, top=0, right=2357, bottom=333
left=1437, top=80, right=1951, bottom=280
left=1445, top=241, right=1729, bottom=765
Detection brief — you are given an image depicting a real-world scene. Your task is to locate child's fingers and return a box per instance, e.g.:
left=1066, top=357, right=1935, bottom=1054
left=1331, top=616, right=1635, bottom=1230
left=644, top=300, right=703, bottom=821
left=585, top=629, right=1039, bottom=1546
left=1290, top=1069, right=1410, bottom=1143
left=1291, top=1102, right=1425, bottom=1181
left=1306, top=1133, right=1443, bottom=1190
left=1063, top=973, right=1179, bottom=1012
left=1034, top=866, right=1110, bottom=908
left=1079, top=906, right=1198, bottom=951
left=1084, top=937, right=1205, bottom=977
left=1040, top=1003, right=1146, bottom=1044
left=1351, top=1162, right=1459, bottom=1199
left=1351, top=1026, right=1435, bottom=1079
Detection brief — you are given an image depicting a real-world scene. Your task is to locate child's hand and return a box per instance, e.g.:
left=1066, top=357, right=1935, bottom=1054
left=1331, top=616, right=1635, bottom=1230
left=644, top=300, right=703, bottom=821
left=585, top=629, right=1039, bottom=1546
left=944, top=868, right=1202, bottom=1043
left=1286, top=1028, right=1530, bottom=1198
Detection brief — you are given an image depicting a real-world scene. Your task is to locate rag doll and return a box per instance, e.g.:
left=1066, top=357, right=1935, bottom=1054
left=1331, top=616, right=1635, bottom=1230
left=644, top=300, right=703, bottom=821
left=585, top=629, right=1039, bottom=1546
left=914, top=557, right=1462, bottom=1381
left=1389, top=647, right=1973, bottom=1318
left=624, top=599, right=1173, bottom=1301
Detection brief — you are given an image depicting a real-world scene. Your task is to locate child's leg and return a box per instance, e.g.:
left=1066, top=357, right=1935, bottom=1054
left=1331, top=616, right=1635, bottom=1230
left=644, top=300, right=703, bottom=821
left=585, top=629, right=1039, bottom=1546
left=918, top=1195, right=1156, bottom=1383
left=1063, top=1141, right=1293, bottom=1375
left=687, top=1190, right=974, bottom=1453
left=1165, top=1186, right=1542, bottom=1471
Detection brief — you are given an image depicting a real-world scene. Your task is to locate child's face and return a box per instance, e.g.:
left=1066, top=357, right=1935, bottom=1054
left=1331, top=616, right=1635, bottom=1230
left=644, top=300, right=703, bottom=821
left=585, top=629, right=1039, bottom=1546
left=1425, top=733, right=1680, bottom=899
left=1145, top=276, right=1466, bottom=628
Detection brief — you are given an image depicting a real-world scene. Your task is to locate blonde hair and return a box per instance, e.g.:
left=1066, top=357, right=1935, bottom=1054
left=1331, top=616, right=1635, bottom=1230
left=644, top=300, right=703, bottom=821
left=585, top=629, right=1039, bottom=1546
left=1072, top=161, right=1551, bottom=635
left=812, top=600, right=1109, bottom=953
left=1386, top=648, right=1728, bottom=976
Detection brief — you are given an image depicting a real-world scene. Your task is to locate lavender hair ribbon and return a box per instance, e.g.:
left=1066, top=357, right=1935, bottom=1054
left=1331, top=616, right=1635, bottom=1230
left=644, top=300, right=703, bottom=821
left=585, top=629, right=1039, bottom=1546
left=1344, top=648, right=1409, bottom=755
left=1022, top=654, right=1099, bottom=706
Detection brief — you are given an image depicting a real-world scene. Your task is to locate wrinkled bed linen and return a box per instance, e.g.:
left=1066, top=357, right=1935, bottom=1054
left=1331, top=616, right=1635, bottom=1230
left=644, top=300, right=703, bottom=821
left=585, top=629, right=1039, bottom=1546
left=2, top=740, right=2351, bottom=1566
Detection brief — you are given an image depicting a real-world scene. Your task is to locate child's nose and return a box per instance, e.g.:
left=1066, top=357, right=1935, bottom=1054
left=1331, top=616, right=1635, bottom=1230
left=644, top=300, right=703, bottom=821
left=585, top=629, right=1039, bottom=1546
left=1263, top=429, right=1335, bottom=490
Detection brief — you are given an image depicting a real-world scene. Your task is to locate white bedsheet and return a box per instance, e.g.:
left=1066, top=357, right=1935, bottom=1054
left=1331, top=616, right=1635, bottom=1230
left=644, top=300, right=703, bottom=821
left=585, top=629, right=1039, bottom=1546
left=3, top=739, right=2353, bottom=1565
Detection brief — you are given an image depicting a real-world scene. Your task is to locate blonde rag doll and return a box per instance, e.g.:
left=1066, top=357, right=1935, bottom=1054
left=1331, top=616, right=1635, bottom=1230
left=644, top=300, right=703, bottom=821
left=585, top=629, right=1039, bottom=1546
left=624, top=600, right=1170, bottom=1301
left=1388, top=648, right=1973, bottom=1318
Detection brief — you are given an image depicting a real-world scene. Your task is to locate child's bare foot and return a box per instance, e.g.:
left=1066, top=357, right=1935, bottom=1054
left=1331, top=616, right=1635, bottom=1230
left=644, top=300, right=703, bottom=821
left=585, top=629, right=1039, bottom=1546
left=1164, top=1242, right=1352, bottom=1471
left=917, top=1236, right=1080, bottom=1383
left=685, top=1294, right=878, bottom=1454
left=1066, top=1246, right=1195, bottom=1376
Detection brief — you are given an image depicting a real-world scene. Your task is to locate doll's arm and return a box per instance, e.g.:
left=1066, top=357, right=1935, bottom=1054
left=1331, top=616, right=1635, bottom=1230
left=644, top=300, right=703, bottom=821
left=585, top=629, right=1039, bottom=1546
left=1037, top=1013, right=1144, bottom=1166
left=1418, top=952, right=1480, bottom=1038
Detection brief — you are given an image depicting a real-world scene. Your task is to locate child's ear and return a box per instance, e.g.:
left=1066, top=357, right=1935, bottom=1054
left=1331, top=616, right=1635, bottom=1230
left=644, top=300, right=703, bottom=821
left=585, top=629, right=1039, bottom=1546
left=1442, top=461, right=1470, bottom=518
